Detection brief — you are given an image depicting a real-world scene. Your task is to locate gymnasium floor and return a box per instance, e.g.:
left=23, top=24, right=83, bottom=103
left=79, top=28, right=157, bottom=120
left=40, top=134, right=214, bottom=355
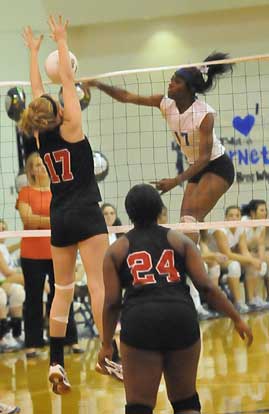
left=0, top=312, right=268, bottom=414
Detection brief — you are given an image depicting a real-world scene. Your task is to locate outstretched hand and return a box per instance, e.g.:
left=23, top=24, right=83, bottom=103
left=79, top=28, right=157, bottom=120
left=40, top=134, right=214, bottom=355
left=234, top=319, right=253, bottom=346
left=22, top=26, right=43, bottom=51
left=150, top=178, right=178, bottom=194
left=48, top=15, right=69, bottom=43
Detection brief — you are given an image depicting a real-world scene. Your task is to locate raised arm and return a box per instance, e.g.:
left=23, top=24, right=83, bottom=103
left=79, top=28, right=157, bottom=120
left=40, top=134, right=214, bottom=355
left=23, top=26, right=45, bottom=99
left=86, top=79, right=163, bottom=107
left=167, top=230, right=253, bottom=345
left=48, top=15, right=83, bottom=142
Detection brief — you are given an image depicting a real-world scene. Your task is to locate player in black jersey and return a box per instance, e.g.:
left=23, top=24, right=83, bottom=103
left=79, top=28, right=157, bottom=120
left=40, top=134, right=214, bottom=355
left=20, top=17, right=109, bottom=394
left=98, top=184, right=253, bottom=414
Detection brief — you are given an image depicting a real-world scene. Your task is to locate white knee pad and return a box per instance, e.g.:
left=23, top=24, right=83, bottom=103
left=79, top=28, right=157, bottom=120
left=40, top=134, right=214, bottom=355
left=227, top=261, right=241, bottom=279
left=0, top=288, right=7, bottom=308
left=208, top=264, right=221, bottom=279
left=8, top=284, right=25, bottom=308
left=51, top=282, right=75, bottom=324
left=180, top=216, right=198, bottom=230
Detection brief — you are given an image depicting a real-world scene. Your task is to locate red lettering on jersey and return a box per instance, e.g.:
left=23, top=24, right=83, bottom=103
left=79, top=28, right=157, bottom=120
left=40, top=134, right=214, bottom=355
left=156, top=249, right=181, bottom=282
left=44, top=153, right=60, bottom=183
left=127, top=251, right=156, bottom=286
left=127, top=249, right=181, bottom=286
left=43, top=149, right=74, bottom=184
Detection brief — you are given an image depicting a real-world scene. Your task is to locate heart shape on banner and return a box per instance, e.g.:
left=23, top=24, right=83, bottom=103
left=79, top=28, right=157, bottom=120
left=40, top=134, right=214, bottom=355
left=232, top=114, right=255, bottom=137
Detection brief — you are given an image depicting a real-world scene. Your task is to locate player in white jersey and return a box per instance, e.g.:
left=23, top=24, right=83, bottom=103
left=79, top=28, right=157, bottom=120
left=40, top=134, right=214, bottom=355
left=207, top=206, right=264, bottom=313
left=87, top=52, right=234, bottom=242
left=241, top=200, right=269, bottom=308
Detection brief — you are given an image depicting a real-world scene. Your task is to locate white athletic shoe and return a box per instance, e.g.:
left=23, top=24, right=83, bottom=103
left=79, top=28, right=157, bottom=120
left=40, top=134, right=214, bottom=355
left=0, top=333, right=22, bottom=353
left=0, top=402, right=20, bottom=413
left=48, top=364, right=71, bottom=395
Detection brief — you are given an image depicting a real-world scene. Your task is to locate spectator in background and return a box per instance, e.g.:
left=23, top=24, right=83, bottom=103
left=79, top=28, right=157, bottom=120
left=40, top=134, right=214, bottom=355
left=241, top=200, right=269, bottom=308
left=16, top=152, right=81, bottom=358
left=101, top=203, right=122, bottom=244
left=207, top=206, right=263, bottom=313
left=0, top=219, right=25, bottom=352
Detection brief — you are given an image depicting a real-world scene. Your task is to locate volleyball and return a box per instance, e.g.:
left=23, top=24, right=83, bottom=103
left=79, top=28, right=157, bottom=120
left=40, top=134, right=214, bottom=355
left=93, top=151, right=109, bottom=182
left=5, top=87, right=26, bottom=122
left=44, top=50, right=78, bottom=84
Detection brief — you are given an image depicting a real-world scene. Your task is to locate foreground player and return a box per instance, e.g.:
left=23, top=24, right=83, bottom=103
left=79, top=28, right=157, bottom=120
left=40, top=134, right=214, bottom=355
left=20, top=17, right=108, bottom=394
left=98, top=184, right=252, bottom=414
left=88, top=52, right=234, bottom=242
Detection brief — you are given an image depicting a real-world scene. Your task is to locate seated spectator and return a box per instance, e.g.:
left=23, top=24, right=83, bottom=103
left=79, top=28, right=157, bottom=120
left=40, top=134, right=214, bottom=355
left=241, top=200, right=269, bottom=308
left=207, top=206, right=263, bottom=313
left=0, top=219, right=25, bottom=352
left=200, top=230, right=227, bottom=288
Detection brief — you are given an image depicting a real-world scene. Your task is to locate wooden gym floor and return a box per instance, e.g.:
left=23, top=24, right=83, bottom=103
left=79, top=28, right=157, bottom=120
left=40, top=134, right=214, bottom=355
left=0, top=311, right=268, bottom=414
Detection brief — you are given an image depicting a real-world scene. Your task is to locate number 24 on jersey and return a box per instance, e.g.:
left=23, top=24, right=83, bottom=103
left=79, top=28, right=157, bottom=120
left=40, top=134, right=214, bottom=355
left=127, top=249, right=181, bottom=286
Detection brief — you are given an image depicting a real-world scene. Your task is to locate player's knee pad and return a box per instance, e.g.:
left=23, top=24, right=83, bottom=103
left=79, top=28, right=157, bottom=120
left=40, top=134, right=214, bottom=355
left=171, top=392, right=201, bottom=413
left=51, top=282, right=75, bottom=324
left=180, top=215, right=199, bottom=232
left=227, top=261, right=241, bottom=279
left=0, top=288, right=7, bottom=308
left=208, top=264, right=221, bottom=280
left=8, top=284, right=25, bottom=308
left=125, top=404, right=153, bottom=414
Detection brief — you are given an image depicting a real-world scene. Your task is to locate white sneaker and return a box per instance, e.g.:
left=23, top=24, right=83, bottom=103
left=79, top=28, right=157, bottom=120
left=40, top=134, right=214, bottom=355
left=0, top=402, right=20, bottom=413
left=253, top=297, right=269, bottom=309
left=0, top=333, right=22, bottom=353
left=235, top=302, right=249, bottom=314
left=48, top=364, right=71, bottom=395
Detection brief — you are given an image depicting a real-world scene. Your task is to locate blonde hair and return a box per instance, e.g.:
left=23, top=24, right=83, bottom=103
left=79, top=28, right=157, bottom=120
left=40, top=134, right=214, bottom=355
left=24, top=152, right=43, bottom=186
left=19, top=96, right=59, bottom=137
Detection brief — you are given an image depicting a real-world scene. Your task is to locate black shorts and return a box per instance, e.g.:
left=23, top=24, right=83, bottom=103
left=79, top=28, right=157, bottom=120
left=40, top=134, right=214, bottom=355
left=120, top=300, right=200, bottom=351
left=188, top=153, right=235, bottom=187
left=51, top=203, right=108, bottom=247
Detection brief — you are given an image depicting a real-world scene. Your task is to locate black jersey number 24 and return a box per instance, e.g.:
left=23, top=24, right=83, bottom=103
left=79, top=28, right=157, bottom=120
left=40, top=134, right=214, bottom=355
left=127, top=249, right=181, bottom=286
left=44, top=149, right=74, bottom=184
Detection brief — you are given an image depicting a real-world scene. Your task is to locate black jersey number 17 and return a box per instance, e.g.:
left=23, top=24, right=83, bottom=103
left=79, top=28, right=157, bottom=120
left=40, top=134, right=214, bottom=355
left=44, top=149, right=74, bottom=184
left=127, top=249, right=181, bottom=286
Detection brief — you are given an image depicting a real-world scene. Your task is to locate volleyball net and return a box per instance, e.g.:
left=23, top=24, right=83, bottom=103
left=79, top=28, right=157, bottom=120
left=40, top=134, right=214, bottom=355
left=0, top=53, right=269, bottom=238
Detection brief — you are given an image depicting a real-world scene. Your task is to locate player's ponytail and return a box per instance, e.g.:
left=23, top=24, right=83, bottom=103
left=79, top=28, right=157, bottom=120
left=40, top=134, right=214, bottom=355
left=201, top=52, right=233, bottom=93
left=19, top=96, right=59, bottom=137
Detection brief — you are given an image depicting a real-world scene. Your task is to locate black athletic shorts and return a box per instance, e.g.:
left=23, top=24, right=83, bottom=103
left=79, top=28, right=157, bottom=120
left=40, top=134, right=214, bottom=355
left=50, top=202, right=108, bottom=247
left=120, top=300, right=200, bottom=351
left=188, top=153, right=235, bottom=187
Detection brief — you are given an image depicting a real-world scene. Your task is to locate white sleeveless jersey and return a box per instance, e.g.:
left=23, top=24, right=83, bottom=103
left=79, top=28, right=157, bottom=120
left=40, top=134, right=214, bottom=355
left=241, top=216, right=264, bottom=243
left=160, top=97, right=225, bottom=164
left=207, top=227, right=245, bottom=251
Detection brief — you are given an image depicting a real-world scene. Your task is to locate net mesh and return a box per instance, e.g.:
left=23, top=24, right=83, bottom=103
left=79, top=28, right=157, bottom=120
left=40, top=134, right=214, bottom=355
left=0, top=54, right=269, bottom=238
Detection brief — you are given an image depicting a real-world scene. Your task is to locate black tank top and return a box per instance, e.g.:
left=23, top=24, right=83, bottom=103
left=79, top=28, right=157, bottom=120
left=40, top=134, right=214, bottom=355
left=38, top=127, right=101, bottom=210
left=119, top=224, right=192, bottom=306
